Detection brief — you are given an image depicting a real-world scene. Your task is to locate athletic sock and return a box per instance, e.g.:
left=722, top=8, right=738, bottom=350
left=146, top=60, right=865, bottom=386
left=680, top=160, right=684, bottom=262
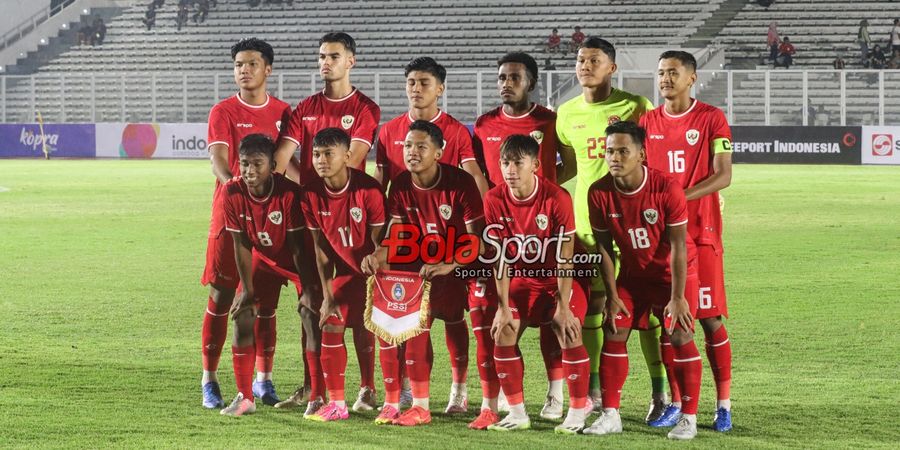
left=639, top=316, right=666, bottom=394
left=321, top=330, right=347, bottom=402
left=704, top=324, right=732, bottom=403
left=254, top=308, right=276, bottom=376
left=379, top=338, right=401, bottom=404
left=494, top=345, right=524, bottom=408
left=232, top=344, right=256, bottom=400
left=539, top=323, right=564, bottom=389
left=444, top=318, right=469, bottom=384
left=599, top=340, right=628, bottom=409
left=471, top=309, right=500, bottom=406
left=582, top=313, right=604, bottom=391
left=201, top=296, right=229, bottom=373
left=562, top=345, right=590, bottom=409
left=353, top=327, right=376, bottom=390
left=406, top=326, right=433, bottom=407
left=673, top=341, right=702, bottom=415
left=660, top=333, right=681, bottom=404
left=305, top=349, right=324, bottom=400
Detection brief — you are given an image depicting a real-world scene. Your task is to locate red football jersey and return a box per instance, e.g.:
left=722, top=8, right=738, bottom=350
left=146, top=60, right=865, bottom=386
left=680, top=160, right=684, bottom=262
left=300, top=168, right=387, bottom=276
left=207, top=93, right=291, bottom=183
left=376, top=110, right=477, bottom=183
left=474, top=104, right=559, bottom=186
left=483, top=175, right=576, bottom=287
left=282, top=88, right=381, bottom=184
left=587, top=166, right=696, bottom=282
left=223, top=173, right=305, bottom=274
left=640, top=99, right=731, bottom=249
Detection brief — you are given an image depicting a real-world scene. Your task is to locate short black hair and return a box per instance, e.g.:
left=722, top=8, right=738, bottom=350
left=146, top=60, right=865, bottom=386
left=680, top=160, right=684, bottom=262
left=312, top=127, right=350, bottom=150
left=239, top=134, right=276, bottom=160
left=498, top=52, right=539, bottom=90
left=605, top=121, right=645, bottom=149
left=581, top=37, right=616, bottom=62
left=783, top=36, right=790, bottom=42
left=405, top=57, right=447, bottom=84
left=231, top=38, right=274, bottom=65
left=319, top=32, right=356, bottom=55
left=408, top=120, right=444, bottom=149
left=499, top=134, right=540, bottom=161
left=659, top=50, right=697, bottom=72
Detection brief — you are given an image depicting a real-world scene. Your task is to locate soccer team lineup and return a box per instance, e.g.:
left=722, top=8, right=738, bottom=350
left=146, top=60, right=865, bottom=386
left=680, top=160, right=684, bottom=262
left=198, top=31, right=734, bottom=440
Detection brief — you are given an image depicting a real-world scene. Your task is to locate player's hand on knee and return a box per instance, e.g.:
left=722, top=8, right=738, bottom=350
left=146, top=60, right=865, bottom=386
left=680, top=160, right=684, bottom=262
left=664, top=296, right=693, bottom=335
left=604, top=294, right=630, bottom=335
left=230, top=291, right=255, bottom=318
left=491, top=306, right=514, bottom=342
left=318, top=296, right=342, bottom=329
left=552, top=301, right=581, bottom=345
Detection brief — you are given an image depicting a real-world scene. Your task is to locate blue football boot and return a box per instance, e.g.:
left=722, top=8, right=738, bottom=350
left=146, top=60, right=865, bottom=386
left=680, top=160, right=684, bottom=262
left=202, top=381, right=225, bottom=409
left=252, top=380, right=281, bottom=406
left=713, top=407, right=733, bottom=432
left=647, top=403, right=682, bottom=427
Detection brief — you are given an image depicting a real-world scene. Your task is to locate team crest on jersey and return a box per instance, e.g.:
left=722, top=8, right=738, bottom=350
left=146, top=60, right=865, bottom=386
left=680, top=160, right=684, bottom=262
left=350, top=207, right=363, bottom=223
left=642, top=209, right=658, bottom=225
left=686, top=129, right=700, bottom=146
left=535, top=214, right=549, bottom=230
left=439, top=204, right=452, bottom=220
left=530, top=130, right=544, bottom=144
left=341, top=115, right=355, bottom=129
left=268, top=211, right=283, bottom=225
left=607, top=115, right=621, bottom=125
left=392, top=282, right=405, bottom=301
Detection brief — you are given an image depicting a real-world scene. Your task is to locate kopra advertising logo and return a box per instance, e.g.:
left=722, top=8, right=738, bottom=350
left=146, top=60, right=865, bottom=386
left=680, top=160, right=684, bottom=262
left=871, top=134, right=893, bottom=156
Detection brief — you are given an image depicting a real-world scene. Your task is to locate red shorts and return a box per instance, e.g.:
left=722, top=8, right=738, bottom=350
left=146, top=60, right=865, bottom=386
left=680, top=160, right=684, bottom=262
left=614, top=276, right=699, bottom=332
left=508, top=278, right=589, bottom=327
left=467, top=277, right=499, bottom=311
left=323, top=273, right=367, bottom=328
left=201, top=190, right=239, bottom=289
left=696, top=245, right=728, bottom=319
left=245, top=257, right=303, bottom=312
left=428, top=276, right=468, bottom=322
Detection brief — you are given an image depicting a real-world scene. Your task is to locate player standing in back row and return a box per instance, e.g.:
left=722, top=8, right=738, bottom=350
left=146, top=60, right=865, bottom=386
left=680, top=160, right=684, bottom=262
left=200, top=38, right=291, bottom=410
left=640, top=50, right=733, bottom=432
left=555, top=37, right=668, bottom=419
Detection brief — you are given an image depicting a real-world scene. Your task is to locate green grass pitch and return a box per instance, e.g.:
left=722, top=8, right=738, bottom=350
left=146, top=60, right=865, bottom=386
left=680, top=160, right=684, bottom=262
left=0, top=160, right=898, bottom=449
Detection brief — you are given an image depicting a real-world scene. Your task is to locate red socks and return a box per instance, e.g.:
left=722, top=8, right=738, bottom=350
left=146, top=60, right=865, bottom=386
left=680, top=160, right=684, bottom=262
left=704, top=325, right=732, bottom=400
left=405, top=327, right=434, bottom=399
left=540, top=323, right=564, bottom=383
left=379, top=338, right=401, bottom=404
left=201, top=297, right=229, bottom=372
left=494, top=345, right=524, bottom=405
left=471, top=308, right=500, bottom=400
left=444, top=318, right=469, bottom=384
left=599, top=340, right=629, bottom=409
left=660, top=333, right=682, bottom=403
left=562, top=345, right=590, bottom=409
left=673, top=341, right=702, bottom=415
left=254, top=308, right=276, bottom=374
left=353, top=327, right=376, bottom=390
left=305, top=349, right=324, bottom=400
left=320, top=330, right=347, bottom=402
left=232, top=345, right=255, bottom=400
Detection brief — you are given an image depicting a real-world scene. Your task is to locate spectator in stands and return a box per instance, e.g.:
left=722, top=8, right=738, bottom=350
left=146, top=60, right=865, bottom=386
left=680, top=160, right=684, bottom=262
left=767, top=22, right=781, bottom=62
left=858, top=19, right=871, bottom=67
left=775, top=36, right=795, bottom=69
left=889, top=48, right=900, bottom=69
left=193, top=0, right=210, bottom=24
left=891, top=19, right=900, bottom=54
left=152, top=0, right=165, bottom=7
left=833, top=55, right=845, bottom=70
left=543, top=57, right=557, bottom=71
left=77, top=23, right=92, bottom=45
left=548, top=28, right=561, bottom=53
left=91, top=17, right=106, bottom=46
left=871, top=44, right=887, bottom=69
left=176, top=3, right=189, bottom=31
left=570, top=26, right=585, bottom=53
left=142, top=3, right=157, bottom=31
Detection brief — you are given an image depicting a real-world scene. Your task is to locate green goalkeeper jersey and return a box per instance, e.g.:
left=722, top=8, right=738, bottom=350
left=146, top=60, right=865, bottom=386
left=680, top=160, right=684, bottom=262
left=556, top=88, right=654, bottom=250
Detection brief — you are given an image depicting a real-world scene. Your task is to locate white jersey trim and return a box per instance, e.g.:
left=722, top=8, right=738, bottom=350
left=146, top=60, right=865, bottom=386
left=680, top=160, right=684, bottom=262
left=322, top=88, right=358, bottom=103
left=501, top=103, right=538, bottom=120
left=663, top=98, right=698, bottom=119
left=613, top=166, right=648, bottom=196
left=235, top=92, right=271, bottom=109
left=666, top=219, right=688, bottom=227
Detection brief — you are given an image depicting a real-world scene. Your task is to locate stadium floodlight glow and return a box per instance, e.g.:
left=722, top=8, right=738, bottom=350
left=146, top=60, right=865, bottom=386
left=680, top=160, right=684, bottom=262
left=19, top=52, right=25, bottom=57
left=40, top=38, right=46, bottom=44
left=62, top=23, right=68, bottom=29
left=82, top=8, right=88, bottom=14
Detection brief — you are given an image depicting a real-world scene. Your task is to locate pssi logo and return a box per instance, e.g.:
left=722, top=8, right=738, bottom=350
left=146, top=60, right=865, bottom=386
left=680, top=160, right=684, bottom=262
left=871, top=134, right=893, bottom=156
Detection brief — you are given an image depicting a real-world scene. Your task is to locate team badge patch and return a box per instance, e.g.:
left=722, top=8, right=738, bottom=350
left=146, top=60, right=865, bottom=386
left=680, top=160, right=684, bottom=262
left=439, top=204, right=452, bottom=220
left=365, top=270, right=431, bottom=345
left=341, top=115, right=355, bottom=130
left=535, top=214, right=549, bottom=230
left=686, top=129, right=700, bottom=146
left=530, top=130, right=544, bottom=145
left=608, top=115, right=621, bottom=125
left=350, top=207, right=363, bottom=223
left=268, top=211, right=283, bottom=225
left=642, top=208, right=658, bottom=225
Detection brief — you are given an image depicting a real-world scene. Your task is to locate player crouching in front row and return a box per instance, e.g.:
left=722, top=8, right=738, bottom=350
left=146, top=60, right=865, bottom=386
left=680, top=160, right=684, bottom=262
left=585, top=122, right=703, bottom=440
left=220, top=134, right=319, bottom=416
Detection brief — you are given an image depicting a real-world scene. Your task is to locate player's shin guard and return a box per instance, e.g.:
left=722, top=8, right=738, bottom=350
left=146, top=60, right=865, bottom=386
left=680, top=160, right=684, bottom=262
left=599, top=341, right=628, bottom=409
left=405, top=328, right=434, bottom=403
left=640, top=316, right=666, bottom=395
left=494, top=345, right=525, bottom=407
left=660, top=333, right=681, bottom=403
left=704, top=325, right=732, bottom=401
left=582, top=314, right=604, bottom=391
left=305, top=349, right=324, bottom=400
left=321, top=330, right=347, bottom=402
left=379, top=339, right=401, bottom=405
left=562, top=346, right=591, bottom=409
left=471, top=309, right=500, bottom=403
left=672, top=342, right=702, bottom=415
left=254, top=309, right=276, bottom=375
left=232, top=344, right=256, bottom=400
left=353, top=327, right=376, bottom=390
left=201, top=297, right=230, bottom=372
left=444, top=318, right=469, bottom=384
left=539, top=323, right=564, bottom=384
